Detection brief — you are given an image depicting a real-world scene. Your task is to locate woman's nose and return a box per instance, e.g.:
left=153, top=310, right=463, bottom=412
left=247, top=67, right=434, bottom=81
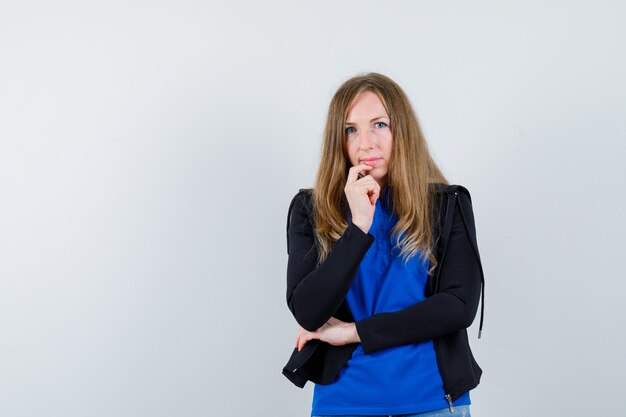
left=359, top=128, right=374, bottom=149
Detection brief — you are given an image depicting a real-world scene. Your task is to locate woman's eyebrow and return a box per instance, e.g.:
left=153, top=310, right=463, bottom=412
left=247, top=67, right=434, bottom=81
left=345, top=116, right=389, bottom=125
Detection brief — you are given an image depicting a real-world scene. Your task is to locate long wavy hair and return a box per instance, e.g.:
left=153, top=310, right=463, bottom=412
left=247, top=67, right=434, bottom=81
left=312, top=72, right=448, bottom=275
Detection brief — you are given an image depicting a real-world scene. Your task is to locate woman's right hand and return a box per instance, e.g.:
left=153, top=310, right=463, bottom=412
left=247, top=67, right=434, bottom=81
left=344, top=164, right=380, bottom=234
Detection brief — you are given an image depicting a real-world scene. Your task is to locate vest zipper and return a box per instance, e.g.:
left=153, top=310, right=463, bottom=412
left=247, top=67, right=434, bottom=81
left=445, top=394, right=455, bottom=413
left=432, top=191, right=457, bottom=402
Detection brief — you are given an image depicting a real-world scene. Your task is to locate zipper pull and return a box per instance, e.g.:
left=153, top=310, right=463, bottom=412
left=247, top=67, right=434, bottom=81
left=445, top=394, right=455, bottom=413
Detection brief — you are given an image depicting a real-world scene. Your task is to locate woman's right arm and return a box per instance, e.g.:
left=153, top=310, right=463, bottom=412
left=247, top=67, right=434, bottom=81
left=286, top=191, right=374, bottom=332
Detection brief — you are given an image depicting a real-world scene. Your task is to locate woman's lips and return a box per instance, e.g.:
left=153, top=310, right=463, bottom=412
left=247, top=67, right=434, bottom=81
left=361, top=158, right=381, bottom=166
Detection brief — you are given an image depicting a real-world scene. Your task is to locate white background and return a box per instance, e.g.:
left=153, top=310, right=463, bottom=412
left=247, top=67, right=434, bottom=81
left=1, top=1, right=625, bottom=416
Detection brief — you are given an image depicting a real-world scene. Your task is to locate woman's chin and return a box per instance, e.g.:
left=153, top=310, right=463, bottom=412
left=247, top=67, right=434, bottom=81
left=373, top=172, right=388, bottom=184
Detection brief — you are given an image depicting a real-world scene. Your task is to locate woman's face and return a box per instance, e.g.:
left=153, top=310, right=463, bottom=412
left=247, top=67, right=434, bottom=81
left=345, top=90, right=393, bottom=187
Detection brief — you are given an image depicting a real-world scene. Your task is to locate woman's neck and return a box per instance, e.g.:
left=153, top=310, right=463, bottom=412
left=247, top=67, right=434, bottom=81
left=379, top=179, right=388, bottom=198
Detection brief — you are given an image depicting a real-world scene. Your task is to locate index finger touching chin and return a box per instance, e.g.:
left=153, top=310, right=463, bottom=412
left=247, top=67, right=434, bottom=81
left=347, top=165, right=371, bottom=183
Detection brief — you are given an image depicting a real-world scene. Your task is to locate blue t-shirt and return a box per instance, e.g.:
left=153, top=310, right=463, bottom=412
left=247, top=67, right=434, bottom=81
left=312, top=187, right=470, bottom=416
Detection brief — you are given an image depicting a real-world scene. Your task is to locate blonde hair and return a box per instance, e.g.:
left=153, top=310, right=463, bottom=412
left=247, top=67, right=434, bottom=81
left=312, top=72, right=448, bottom=275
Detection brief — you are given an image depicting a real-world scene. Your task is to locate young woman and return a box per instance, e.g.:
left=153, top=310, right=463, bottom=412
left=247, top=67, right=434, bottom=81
left=283, top=72, right=485, bottom=417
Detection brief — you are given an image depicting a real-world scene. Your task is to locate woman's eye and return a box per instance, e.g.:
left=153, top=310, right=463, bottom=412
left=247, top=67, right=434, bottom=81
left=345, top=126, right=357, bottom=134
left=374, top=122, right=388, bottom=129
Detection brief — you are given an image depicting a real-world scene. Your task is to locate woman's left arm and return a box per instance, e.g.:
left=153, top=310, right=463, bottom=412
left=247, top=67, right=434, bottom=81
left=354, top=190, right=483, bottom=354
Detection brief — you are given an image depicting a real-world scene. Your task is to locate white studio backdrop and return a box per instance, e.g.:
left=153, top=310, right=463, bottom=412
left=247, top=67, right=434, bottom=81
left=1, top=1, right=625, bottom=416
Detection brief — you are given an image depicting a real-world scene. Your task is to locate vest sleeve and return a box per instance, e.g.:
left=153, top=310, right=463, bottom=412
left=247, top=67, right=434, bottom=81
left=286, top=190, right=374, bottom=332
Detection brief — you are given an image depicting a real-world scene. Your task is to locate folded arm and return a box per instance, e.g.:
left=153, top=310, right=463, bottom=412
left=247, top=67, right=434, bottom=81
left=354, top=191, right=482, bottom=353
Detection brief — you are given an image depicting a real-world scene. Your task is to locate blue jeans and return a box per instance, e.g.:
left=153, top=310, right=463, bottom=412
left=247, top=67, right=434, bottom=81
left=313, top=404, right=471, bottom=417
